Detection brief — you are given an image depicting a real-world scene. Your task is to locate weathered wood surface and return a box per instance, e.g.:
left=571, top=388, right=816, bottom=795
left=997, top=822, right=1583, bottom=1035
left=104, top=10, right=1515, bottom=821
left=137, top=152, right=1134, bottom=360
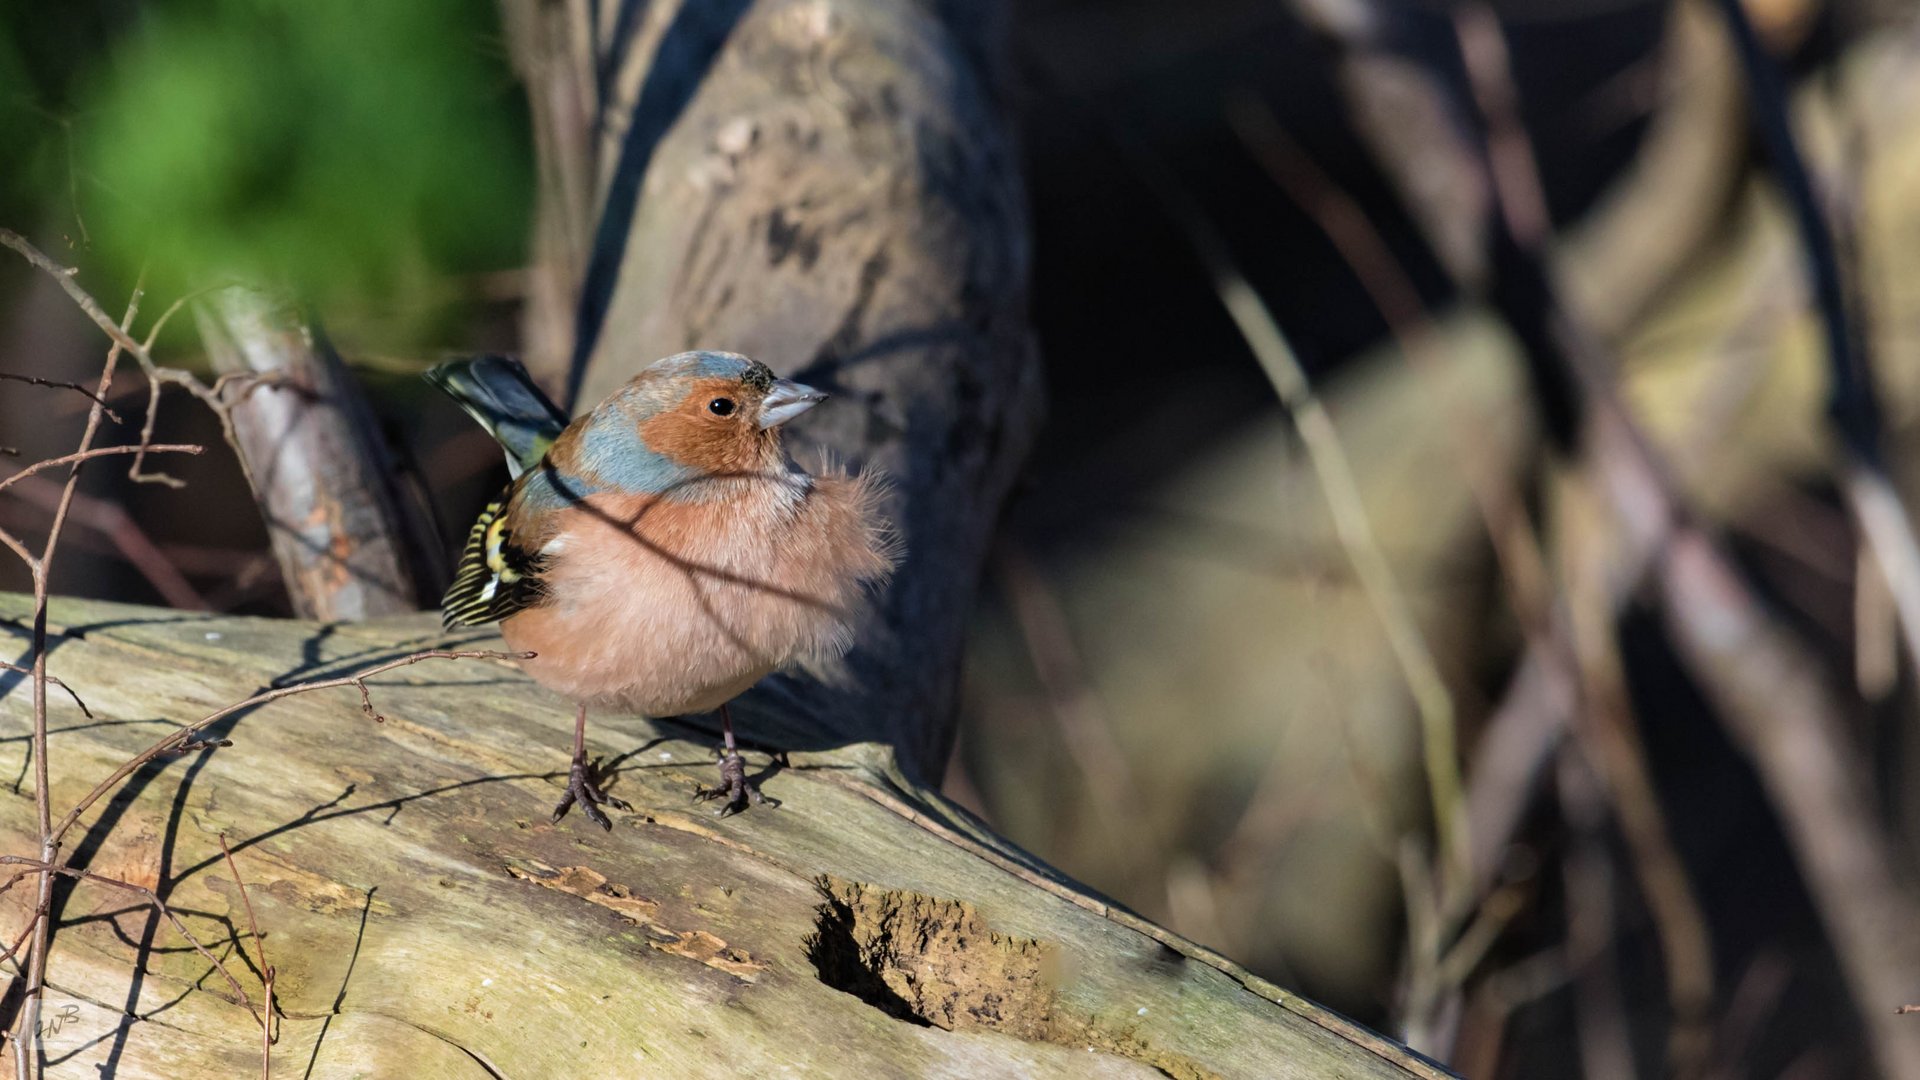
left=0, top=594, right=1447, bottom=1079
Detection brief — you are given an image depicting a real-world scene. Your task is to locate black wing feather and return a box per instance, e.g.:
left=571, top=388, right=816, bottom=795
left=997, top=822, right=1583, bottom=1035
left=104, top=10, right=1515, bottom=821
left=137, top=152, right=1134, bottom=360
left=423, top=355, right=569, bottom=478
left=441, top=488, right=548, bottom=628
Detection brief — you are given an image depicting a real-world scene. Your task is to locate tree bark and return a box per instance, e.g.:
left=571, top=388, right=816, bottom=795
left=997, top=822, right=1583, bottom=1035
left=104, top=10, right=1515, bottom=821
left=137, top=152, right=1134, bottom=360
left=194, top=286, right=439, bottom=620
left=0, top=594, right=1447, bottom=1079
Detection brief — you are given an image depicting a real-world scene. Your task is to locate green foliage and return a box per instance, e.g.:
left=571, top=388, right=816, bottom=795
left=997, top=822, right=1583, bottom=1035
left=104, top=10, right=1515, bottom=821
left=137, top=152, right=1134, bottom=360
left=3, top=0, right=531, bottom=344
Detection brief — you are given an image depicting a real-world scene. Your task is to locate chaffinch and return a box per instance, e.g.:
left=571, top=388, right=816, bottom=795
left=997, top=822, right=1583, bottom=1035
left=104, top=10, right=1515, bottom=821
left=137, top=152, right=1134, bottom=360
left=427, top=352, right=895, bottom=826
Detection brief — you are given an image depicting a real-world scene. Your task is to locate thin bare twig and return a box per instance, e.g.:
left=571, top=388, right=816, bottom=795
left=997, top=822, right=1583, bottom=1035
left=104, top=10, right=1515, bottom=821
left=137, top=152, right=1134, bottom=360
left=127, top=284, right=256, bottom=489
left=0, top=230, right=248, bottom=491
left=0, top=526, right=35, bottom=574
left=355, top=680, right=384, bottom=723
left=0, top=444, right=201, bottom=500
left=1114, top=129, right=1471, bottom=897
left=0, top=232, right=147, bottom=362
left=0, top=663, right=91, bottom=720
left=0, top=857, right=262, bottom=1028
left=0, top=374, right=121, bottom=424
left=0, top=912, right=40, bottom=978
left=219, top=834, right=275, bottom=1078
left=158, top=736, right=234, bottom=757
left=10, top=271, right=142, bottom=1080
left=125, top=375, right=187, bottom=490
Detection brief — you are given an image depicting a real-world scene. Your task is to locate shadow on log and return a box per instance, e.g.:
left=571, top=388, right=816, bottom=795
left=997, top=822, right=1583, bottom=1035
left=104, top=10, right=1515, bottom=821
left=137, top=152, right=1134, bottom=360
left=0, top=595, right=1447, bottom=1078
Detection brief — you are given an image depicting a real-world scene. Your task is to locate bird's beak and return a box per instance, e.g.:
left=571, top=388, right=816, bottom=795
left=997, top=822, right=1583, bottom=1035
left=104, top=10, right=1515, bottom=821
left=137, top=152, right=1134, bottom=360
left=757, top=379, right=827, bottom=429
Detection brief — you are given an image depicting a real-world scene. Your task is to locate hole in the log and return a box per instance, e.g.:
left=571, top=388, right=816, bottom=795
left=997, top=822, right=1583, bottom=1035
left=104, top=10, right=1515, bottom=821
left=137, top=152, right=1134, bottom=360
left=805, top=889, right=932, bottom=1027
left=803, top=875, right=1052, bottom=1034
left=803, top=876, right=1219, bottom=1080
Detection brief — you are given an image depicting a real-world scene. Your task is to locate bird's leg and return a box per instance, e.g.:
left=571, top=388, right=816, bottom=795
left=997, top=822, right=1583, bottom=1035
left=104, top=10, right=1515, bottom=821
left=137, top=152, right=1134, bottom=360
left=552, top=704, right=631, bottom=830
left=695, top=702, right=776, bottom=816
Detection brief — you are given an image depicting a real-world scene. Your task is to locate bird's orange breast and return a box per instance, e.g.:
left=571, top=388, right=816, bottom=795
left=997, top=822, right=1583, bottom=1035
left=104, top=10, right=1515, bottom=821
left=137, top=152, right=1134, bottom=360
left=499, top=470, right=893, bottom=716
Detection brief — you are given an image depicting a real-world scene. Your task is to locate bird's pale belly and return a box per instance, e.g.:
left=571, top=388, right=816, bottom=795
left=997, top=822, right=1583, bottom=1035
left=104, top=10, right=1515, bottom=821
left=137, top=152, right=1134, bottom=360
left=497, top=488, right=864, bottom=717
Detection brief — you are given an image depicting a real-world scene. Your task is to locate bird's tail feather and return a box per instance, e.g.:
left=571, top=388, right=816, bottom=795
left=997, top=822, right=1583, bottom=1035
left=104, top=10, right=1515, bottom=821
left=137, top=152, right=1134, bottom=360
left=424, top=355, right=570, bottom=477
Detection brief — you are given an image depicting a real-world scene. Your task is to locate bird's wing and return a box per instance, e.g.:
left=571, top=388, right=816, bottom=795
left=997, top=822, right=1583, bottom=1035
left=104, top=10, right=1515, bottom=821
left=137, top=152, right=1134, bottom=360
left=424, top=354, right=570, bottom=478
left=441, top=483, right=549, bottom=628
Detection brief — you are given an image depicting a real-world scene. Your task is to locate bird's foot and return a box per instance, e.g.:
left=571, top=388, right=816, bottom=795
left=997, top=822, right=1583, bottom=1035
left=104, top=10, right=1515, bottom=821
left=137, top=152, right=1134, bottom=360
left=695, top=750, right=778, bottom=817
left=552, top=755, right=632, bottom=830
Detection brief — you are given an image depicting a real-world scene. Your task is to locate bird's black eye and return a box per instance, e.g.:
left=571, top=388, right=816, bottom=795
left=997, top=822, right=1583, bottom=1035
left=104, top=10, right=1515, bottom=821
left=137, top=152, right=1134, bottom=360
left=708, top=397, right=736, bottom=417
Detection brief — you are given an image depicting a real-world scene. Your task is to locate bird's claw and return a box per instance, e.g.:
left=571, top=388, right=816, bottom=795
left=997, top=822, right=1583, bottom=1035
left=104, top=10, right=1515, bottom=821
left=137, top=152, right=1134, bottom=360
left=695, top=750, right=777, bottom=817
left=552, top=756, right=631, bottom=830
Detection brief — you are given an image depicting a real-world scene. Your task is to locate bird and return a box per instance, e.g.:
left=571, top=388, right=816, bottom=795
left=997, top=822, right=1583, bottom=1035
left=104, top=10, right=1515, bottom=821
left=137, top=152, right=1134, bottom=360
left=426, top=351, right=895, bottom=826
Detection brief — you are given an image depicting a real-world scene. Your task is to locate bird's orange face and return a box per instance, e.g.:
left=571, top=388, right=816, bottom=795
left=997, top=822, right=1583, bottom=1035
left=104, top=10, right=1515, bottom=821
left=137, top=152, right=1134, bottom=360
left=543, top=352, right=826, bottom=498
left=614, top=353, right=827, bottom=480
left=640, top=376, right=784, bottom=476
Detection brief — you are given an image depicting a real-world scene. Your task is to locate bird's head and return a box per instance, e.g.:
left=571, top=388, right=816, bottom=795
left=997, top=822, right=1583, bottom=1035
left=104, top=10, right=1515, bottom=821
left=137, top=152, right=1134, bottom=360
left=561, top=351, right=826, bottom=494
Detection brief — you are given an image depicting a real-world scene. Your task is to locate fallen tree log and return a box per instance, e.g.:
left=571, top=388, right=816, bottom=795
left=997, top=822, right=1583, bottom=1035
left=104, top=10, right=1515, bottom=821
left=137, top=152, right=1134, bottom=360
left=0, top=594, right=1446, bottom=1078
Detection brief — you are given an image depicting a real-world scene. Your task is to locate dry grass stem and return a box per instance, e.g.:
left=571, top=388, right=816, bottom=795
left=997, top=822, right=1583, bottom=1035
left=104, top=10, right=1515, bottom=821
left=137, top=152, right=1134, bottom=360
left=1228, top=94, right=1553, bottom=631
left=1117, top=135, right=1471, bottom=901
left=995, top=544, right=1145, bottom=876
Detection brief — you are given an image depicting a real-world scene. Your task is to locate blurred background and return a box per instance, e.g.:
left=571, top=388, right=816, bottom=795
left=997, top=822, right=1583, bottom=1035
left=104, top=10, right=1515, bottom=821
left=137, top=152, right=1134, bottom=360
left=7, top=0, right=1920, bottom=1076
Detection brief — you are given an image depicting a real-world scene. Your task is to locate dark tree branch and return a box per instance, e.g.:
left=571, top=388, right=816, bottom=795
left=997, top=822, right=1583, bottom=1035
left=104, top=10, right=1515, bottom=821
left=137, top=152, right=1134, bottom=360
left=1709, top=0, right=1920, bottom=697
left=193, top=286, right=443, bottom=620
